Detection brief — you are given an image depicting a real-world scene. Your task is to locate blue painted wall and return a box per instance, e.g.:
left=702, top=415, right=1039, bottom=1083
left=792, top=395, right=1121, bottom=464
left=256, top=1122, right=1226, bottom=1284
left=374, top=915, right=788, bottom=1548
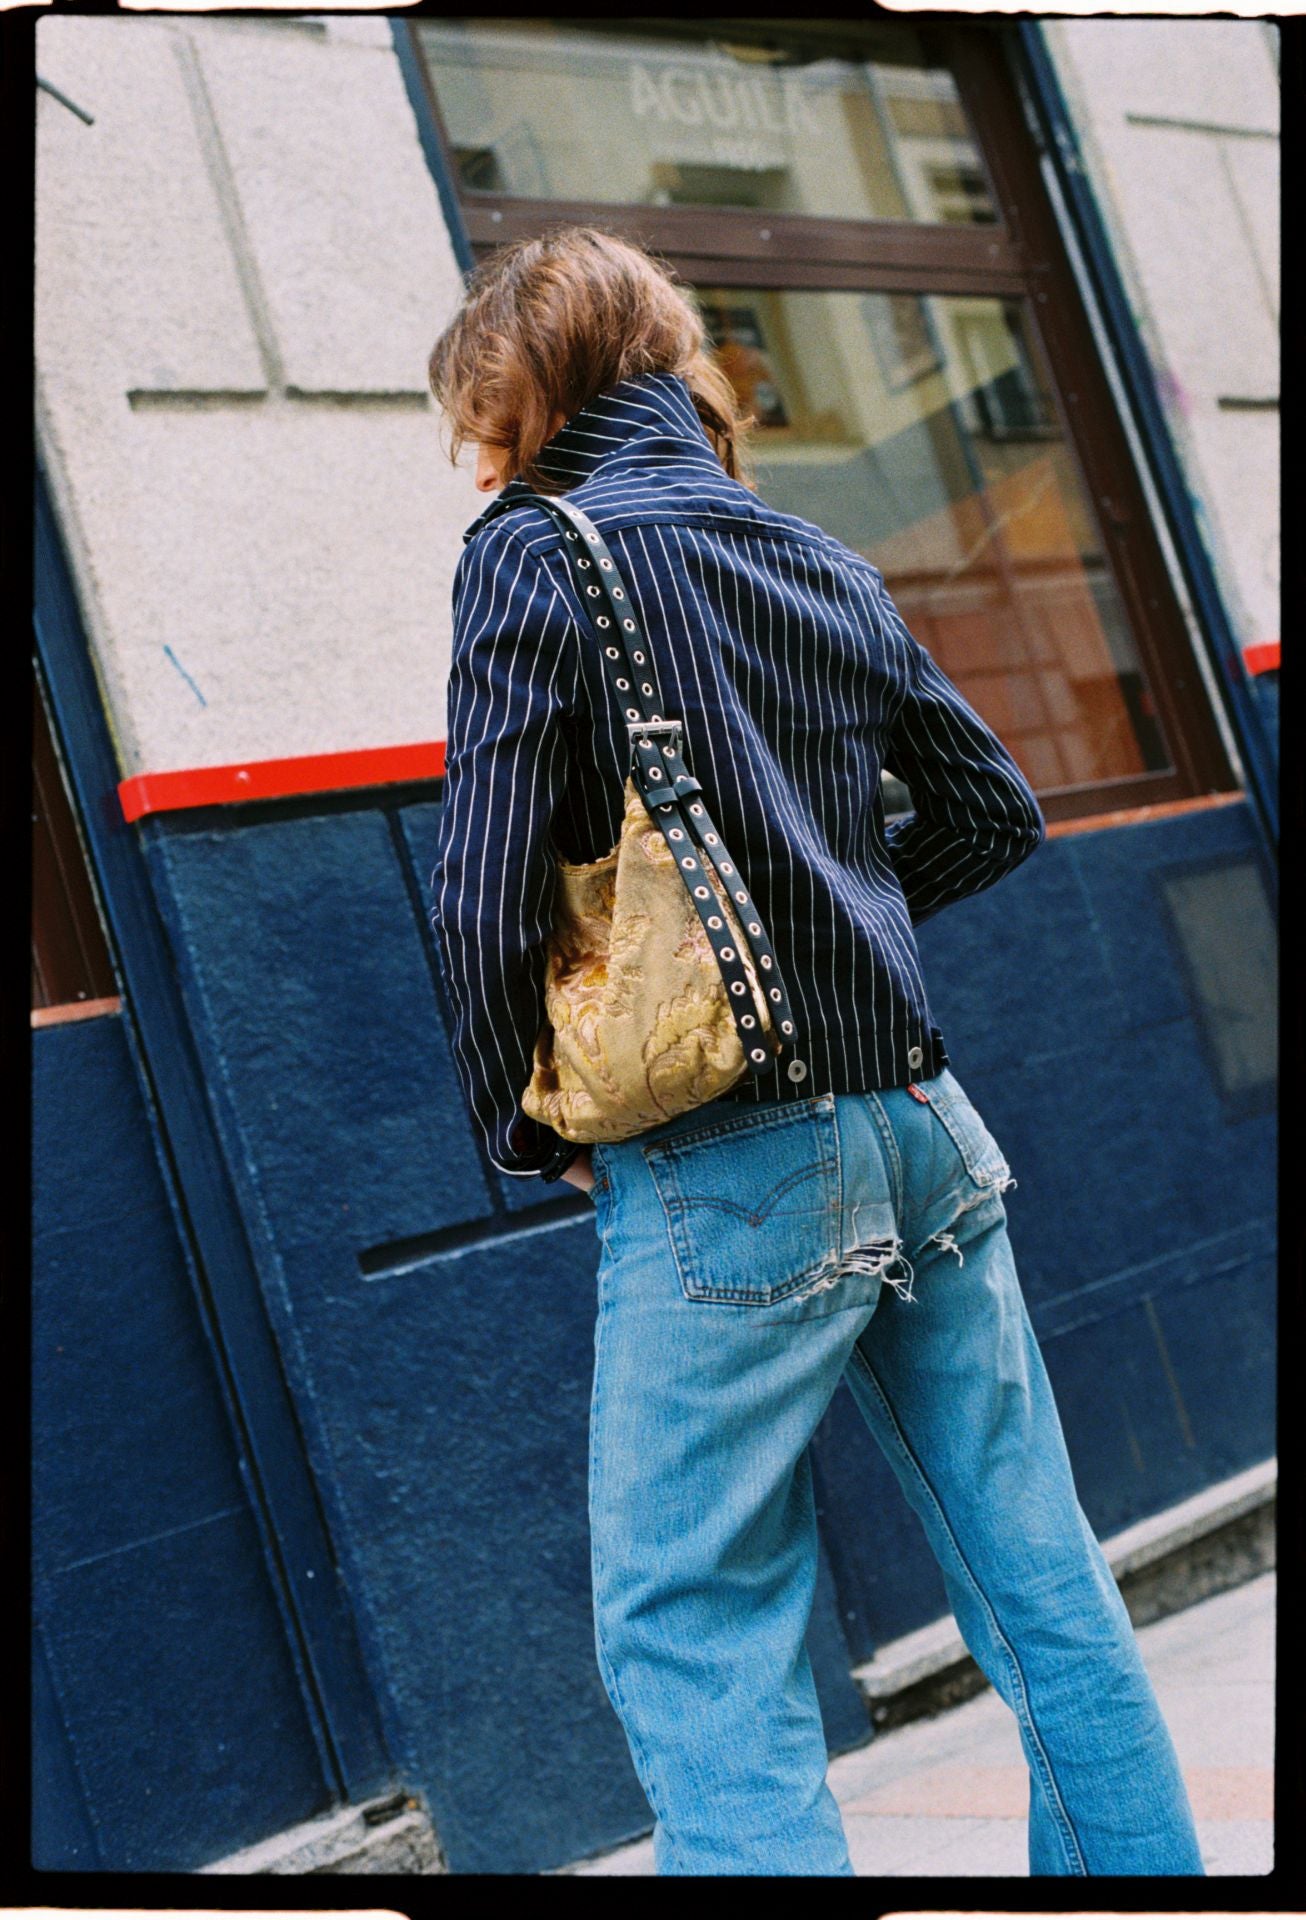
left=814, top=798, right=1277, bottom=1655
left=137, top=798, right=865, bottom=1872
left=32, top=1012, right=332, bottom=1869
left=1252, top=670, right=1279, bottom=773
left=129, top=783, right=1274, bottom=1872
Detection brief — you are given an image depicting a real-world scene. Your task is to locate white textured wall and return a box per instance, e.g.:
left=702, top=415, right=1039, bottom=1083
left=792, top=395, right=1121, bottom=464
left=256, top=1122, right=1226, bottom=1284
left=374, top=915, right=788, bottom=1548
left=35, top=14, right=481, bottom=778
left=1045, top=19, right=1280, bottom=657
left=38, top=16, right=1279, bottom=784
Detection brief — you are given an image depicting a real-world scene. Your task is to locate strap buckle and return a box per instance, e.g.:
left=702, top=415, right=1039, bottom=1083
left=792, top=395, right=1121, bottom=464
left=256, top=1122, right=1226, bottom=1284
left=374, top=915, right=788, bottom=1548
left=627, top=717, right=683, bottom=755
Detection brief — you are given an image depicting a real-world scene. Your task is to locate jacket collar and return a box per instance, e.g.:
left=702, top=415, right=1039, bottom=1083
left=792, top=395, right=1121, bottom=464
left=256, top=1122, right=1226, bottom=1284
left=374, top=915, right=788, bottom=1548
left=462, top=370, right=724, bottom=541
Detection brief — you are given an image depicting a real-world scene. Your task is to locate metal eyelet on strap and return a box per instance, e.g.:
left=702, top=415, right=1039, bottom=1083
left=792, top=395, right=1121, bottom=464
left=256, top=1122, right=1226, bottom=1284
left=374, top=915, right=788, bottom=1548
left=578, top=558, right=590, bottom=569
left=633, top=651, right=645, bottom=663
left=721, top=863, right=733, bottom=875
left=734, top=890, right=747, bottom=902
left=782, top=1020, right=794, bottom=1034
left=731, top=981, right=747, bottom=996
left=624, top=619, right=636, bottom=630
left=613, top=588, right=625, bottom=599
left=694, top=885, right=709, bottom=898
left=749, top=922, right=761, bottom=934
left=769, top=987, right=782, bottom=1002
left=691, top=804, right=704, bottom=816
left=566, top=530, right=578, bottom=540
left=679, top=853, right=694, bottom=865
left=587, top=586, right=600, bottom=597
left=708, top=915, right=722, bottom=929
left=605, top=646, right=619, bottom=658
left=598, top=617, right=610, bottom=628
left=587, top=532, right=599, bottom=543
left=641, top=683, right=653, bottom=694
left=616, top=677, right=629, bottom=689
left=705, top=832, right=718, bottom=845
left=650, top=768, right=663, bottom=780
left=760, top=955, right=772, bottom=969
left=626, top=706, right=639, bottom=719
left=742, top=1015, right=755, bottom=1028
left=751, top=1048, right=766, bottom=1063
left=669, top=828, right=684, bottom=840
left=601, top=558, right=613, bottom=569
left=720, top=946, right=735, bottom=961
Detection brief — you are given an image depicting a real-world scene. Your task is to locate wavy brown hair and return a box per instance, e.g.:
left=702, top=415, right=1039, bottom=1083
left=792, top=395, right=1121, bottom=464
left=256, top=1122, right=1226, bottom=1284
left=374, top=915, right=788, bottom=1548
left=428, top=225, right=756, bottom=493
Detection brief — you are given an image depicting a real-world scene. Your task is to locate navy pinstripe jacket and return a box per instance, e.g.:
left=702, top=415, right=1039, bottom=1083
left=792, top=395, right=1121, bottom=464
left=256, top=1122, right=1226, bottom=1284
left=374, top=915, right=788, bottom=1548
left=430, top=371, right=1045, bottom=1180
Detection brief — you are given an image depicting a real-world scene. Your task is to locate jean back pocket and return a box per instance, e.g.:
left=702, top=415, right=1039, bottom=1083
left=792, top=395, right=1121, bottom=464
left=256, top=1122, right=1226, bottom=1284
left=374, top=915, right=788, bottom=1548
left=642, top=1095, right=842, bottom=1306
left=911, top=1069, right=1011, bottom=1190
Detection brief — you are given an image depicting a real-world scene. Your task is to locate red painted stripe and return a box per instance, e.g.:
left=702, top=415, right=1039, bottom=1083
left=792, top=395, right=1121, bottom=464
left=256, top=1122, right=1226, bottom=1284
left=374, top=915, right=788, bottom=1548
left=115, top=650, right=1281, bottom=825
left=1243, top=640, right=1280, bottom=676
left=118, top=742, right=446, bottom=822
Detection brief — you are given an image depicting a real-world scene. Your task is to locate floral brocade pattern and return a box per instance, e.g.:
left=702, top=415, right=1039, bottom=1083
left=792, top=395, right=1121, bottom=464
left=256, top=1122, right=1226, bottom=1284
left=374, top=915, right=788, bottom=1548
left=520, top=775, right=776, bottom=1143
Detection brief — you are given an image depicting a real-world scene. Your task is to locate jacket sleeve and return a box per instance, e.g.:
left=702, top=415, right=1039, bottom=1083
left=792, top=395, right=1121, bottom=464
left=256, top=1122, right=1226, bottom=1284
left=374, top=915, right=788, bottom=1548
left=430, top=518, right=582, bottom=1178
left=876, top=575, right=1046, bottom=927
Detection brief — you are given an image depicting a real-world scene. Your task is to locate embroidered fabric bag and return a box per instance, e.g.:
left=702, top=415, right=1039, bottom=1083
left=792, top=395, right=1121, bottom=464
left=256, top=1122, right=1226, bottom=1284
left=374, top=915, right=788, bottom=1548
left=517, top=494, right=804, bottom=1144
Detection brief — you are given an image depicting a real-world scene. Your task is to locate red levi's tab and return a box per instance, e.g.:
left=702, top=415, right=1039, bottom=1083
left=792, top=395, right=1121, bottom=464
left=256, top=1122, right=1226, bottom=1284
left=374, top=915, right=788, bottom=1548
left=906, top=1084, right=931, bottom=1103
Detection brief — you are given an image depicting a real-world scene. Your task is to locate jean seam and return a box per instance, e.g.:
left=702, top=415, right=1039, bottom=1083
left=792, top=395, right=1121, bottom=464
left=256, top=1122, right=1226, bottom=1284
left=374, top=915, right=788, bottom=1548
left=640, top=1090, right=836, bottom=1160
left=914, top=1077, right=1009, bottom=1189
left=864, top=1091, right=904, bottom=1221
left=846, top=1338, right=1089, bottom=1875
left=588, top=1267, right=668, bottom=1828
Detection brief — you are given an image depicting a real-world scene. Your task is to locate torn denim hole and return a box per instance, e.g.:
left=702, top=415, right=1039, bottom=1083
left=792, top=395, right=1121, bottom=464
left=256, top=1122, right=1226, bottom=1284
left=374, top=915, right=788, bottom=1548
left=925, top=1168, right=1019, bottom=1267
left=790, top=1202, right=917, bottom=1306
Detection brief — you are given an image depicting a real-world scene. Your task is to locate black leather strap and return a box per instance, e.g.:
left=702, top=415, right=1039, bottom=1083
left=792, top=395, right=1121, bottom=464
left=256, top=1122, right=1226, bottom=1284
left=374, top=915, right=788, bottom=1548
left=527, top=492, right=806, bottom=1087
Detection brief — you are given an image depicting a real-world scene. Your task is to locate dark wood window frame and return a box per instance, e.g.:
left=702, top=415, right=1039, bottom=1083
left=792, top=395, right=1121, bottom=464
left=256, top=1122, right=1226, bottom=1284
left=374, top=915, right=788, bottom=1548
left=410, top=17, right=1237, bottom=826
left=32, top=660, right=119, bottom=1021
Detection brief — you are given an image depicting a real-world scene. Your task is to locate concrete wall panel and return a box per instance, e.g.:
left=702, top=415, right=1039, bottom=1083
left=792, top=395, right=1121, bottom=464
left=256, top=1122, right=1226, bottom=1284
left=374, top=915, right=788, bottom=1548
left=1094, top=127, right=1276, bottom=401
left=36, top=15, right=481, bottom=779
left=1185, top=406, right=1280, bottom=646
left=1223, top=137, right=1280, bottom=321
left=35, top=17, right=268, bottom=397
left=65, top=405, right=468, bottom=771
left=1046, top=20, right=1279, bottom=657
left=1048, top=18, right=1277, bottom=134
left=195, top=22, right=450, bottom=395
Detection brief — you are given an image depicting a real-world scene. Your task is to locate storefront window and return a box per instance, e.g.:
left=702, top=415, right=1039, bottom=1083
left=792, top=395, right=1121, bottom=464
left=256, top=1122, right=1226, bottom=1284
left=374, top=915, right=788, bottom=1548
left=413, top=16, right=1236, bottom=821
left=696, top=286, right=1166, bottom=790
left=416, top=19, right=998, bottom=225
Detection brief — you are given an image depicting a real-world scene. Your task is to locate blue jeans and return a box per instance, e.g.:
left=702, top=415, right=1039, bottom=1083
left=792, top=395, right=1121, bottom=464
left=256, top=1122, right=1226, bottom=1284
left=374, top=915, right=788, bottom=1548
left=586, top=1070, right=1205, bottom=1877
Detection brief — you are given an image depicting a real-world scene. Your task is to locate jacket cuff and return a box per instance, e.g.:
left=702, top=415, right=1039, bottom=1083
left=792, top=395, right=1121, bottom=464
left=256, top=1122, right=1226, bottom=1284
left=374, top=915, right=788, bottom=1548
left=508, top=1117, right=583, bottom=1182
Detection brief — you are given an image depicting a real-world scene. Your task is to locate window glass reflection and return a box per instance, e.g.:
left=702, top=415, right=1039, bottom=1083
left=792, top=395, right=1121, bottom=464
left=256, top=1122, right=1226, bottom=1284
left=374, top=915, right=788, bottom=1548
left=693, top=287, right=1171, bottom=792
left=418, top=19, right=999, bottom=224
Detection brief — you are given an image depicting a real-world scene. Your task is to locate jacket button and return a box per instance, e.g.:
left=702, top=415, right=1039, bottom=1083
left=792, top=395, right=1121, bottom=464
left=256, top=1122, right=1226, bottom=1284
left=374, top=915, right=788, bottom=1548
left=907, top=1045, right=924, bottom=1070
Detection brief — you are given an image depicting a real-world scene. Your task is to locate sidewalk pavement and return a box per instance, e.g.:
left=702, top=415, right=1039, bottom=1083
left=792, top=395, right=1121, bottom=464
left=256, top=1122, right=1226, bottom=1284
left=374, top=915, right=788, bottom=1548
left=562, top=1569, right=1274, bottom=1877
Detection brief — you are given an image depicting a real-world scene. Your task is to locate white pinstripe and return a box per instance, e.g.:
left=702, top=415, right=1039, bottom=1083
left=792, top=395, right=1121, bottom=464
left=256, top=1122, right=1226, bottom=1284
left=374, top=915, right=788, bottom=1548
left=432, top=372, right=1045, bottom=1174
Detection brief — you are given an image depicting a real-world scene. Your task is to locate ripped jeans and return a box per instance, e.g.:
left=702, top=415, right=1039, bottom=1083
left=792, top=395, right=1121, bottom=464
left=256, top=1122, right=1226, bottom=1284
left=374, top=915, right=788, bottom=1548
left=586, top=1069, right=1205, bottom=1877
